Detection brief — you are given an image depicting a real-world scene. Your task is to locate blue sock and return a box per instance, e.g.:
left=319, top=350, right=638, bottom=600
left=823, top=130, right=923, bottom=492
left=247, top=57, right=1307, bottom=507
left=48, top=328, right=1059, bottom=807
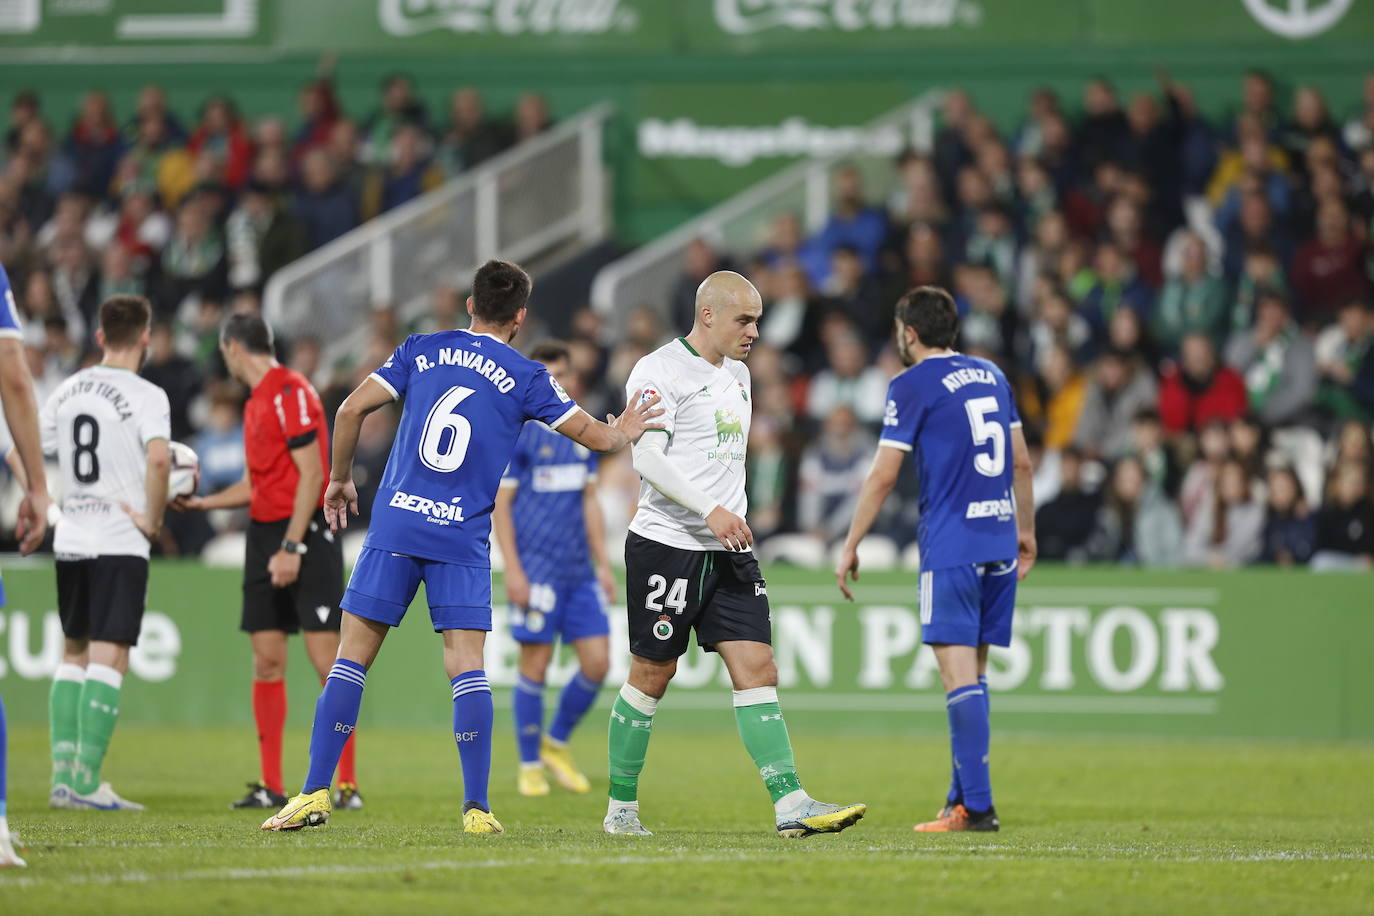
left=548, top=672, right=603, bottom=745
left=302, top=660, right=366, bottom=794
left=946, top=683, right=992, bottom=812
left=944, top=674, right=989, bottom=805
left=512, top=675, right=544, bottom=765
left=452, top=670, right=493, bottom=811
left=1, top=695, right=8, bottom=818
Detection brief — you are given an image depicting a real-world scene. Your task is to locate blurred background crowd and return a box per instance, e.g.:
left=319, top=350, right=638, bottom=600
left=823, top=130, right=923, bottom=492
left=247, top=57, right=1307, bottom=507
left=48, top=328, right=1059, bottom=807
left=2, top=65, right=1373, bottom=571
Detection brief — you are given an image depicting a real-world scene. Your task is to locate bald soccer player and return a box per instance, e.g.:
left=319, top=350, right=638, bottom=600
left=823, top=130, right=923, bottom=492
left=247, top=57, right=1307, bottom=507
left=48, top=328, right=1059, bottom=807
left=603, top=271, right=866, bottom=838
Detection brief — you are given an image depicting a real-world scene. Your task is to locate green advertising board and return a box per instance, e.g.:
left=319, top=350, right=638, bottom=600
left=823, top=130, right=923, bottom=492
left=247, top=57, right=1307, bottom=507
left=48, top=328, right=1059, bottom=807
left=0, top=562, right=1369, bottom=740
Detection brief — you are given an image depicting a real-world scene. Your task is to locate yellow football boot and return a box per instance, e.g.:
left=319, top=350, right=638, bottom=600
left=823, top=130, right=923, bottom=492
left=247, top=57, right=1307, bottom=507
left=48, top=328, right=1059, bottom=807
left=518, top=765, right=550, bottom=797
left=463, top=807, right=505, bottom=835
left=540, top=737, right=591, bottom=794
left=261, top=789, right=331, bottom=831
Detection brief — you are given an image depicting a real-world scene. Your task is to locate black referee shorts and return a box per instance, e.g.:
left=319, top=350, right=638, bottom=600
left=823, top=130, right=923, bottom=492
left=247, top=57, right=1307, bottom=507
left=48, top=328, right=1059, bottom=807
left=624, top=531, right=771, bottom=662
left=241, top=510, right=344, bottom=634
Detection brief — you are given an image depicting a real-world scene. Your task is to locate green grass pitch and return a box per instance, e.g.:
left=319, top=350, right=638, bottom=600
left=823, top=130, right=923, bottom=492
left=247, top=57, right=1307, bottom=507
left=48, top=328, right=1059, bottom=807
left=2, top=722, right=1371, bottom=915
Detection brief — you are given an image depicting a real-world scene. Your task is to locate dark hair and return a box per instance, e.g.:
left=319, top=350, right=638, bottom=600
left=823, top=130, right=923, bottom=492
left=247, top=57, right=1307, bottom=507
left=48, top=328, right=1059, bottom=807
left=471, top=259, right=532, bottom=325
left=220, top=311, right=274, bottom=355
left=98, top=295, right=152, bottom=348
left=529, top=340, right=570, bottom=366
left=895, top=285, right=958, bottom=350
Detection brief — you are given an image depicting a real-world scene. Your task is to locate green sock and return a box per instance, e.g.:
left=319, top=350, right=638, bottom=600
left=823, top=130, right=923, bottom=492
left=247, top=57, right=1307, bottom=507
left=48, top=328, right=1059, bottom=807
left=49, top=664, right=84, bottom=789
left=733, top=688, right=803, bottom=804
left=607, top=685, right=657, bottom=803
left=73, top=664, right=124, bottom=795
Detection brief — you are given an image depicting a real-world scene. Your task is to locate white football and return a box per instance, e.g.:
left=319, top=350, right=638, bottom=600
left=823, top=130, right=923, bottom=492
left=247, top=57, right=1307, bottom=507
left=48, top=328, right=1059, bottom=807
left=167, top=440, right=200, bottom=502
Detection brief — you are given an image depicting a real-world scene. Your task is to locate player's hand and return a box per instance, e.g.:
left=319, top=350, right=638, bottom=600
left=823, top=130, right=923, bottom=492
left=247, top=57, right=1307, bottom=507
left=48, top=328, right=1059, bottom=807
left=120, top=503, right=160, bottom=543
left=323, top=478, right=359, bottom=532
left=172, top=494, right=207, bottom=512
left=835, top=543, right=860, bottom=601
left=596, top=562, right=618, bottom=604
left=505, top=566, right=530, bottom=609
left=705, top=505, right=752, bottom=552
left=269, top=549, right=302, bottom=588
left=608, top=389, right=664, bottom=446
left=16, top=487, right=49, bottom=555
left=1017, top=531, right=1037, bottom=581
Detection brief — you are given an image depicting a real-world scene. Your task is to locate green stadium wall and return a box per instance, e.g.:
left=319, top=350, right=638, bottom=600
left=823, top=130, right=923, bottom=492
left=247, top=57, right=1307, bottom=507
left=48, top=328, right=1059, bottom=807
left=0, top=562, right=1369, bottom=740
left=1, top=0, right=1372, bottom=242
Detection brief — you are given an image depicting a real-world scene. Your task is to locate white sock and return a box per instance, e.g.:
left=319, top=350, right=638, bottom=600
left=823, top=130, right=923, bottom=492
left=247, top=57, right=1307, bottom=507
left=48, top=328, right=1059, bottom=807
left=0, top=814, right=8, bottom=837
left=607, top=798, right=639, bottom=815
left=775, top=788, right=810, bottom=817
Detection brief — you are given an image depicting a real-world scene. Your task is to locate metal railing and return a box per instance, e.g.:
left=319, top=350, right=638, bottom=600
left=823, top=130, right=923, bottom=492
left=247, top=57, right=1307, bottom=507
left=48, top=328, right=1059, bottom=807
left=589, top=91, right=945, bottom=324
left=263, top=102, right=613, bottom=353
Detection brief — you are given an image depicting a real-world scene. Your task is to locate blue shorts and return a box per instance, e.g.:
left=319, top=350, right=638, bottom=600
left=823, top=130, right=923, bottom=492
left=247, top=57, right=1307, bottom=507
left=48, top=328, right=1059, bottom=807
left=509, top=577, right=610, bottom=645
left=918, top=559, right=1017, bottom=648
left=342, top=547, right=492, bottom=632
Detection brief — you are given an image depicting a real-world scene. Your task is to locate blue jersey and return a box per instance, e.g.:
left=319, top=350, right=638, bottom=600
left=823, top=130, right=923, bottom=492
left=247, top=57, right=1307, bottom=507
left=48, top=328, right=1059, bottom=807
left=0, top=263, right=23, bottom=340
left=879, top=353, right=1020, bottom=570
left=364, top=329, right=581, bottom=568
left=501, top=421, right=598, bottom=585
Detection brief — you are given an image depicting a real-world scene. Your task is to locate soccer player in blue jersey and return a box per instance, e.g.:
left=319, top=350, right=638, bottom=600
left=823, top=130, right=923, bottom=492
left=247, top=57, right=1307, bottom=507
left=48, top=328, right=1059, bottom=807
left=492, top=340, right=614, bottom=798
left=836, top=285, right=1036, bottom=833
left=0, top=263, right=53, bottom=867
left=262, top=260, right=661, bottom=835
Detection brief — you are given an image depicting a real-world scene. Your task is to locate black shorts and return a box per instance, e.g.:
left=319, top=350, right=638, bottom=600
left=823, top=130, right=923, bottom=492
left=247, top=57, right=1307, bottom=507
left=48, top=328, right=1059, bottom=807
left=241, top=511, right=344, bottom=634
left=624, top=531, right=771, bottom=661
left=57, top=556, right=149, bottom=646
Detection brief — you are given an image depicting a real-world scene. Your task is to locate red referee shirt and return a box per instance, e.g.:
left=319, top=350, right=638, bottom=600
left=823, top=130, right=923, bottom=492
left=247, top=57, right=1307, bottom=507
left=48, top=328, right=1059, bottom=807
left=243, top=365, right=329, bottom=524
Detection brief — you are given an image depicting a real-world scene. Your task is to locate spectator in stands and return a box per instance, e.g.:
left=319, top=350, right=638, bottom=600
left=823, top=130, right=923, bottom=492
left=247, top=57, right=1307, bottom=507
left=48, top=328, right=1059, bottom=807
left=1260, top=465, right=1318, bottom=566
left=1311, top=459, right=1374, bottom=570
left=1229, top=244, right=1288, bottom=333
left=823, top=245, right=885, bottom=348
left=1343, top=72, right=1374, bottom=151
left=1221, top=192, right=1292, bottom=284
left=805, top=327, right=887, bottom=425
left=806, top=165, right=887, bottom=287
left=670, top=238, right=726, bottom=335
left=965, top=204, right=1017, bottom=291
left=1035, top=445, right=1100, bottom=562
left=1154, top=232, right=1227, bottom=352
left=226, top=180, right=306, bottom=295
left=187, top=96, right=253, bottom=190
left=98, top=242, right=143, bottom=302
left=438, top=88, right=511, bottom=174
left=48, top=235, right=98, bottom=343
left=1224, top=291, right=1317, bottom=427
left=1076, top=78, right=1128, bottom=169
left=890, top=222, right=951, bottom=305
left=1074, top=347, right=1158, bottom=461
left=1292, top=199, right=1371, bottom=321
left=9, top=121, right=64, bottom=226
left=1315, top=299, right=1374, bottom=419
left=1179, top=419, right=1233, bottom=525
left=1026, top=284, right=1092, bottom=372
left=747, top=416, right=790, bottom=540
left=1019, top=343, right=1087, bottom=451
left=1159, top=332, right=1248, bottom=434
left=6, top=90, right=40, bottom=154
left=64, top=91, right=123, bottom=198
left=325, top=118, right=365, bottom=196
left=293, top=147, right=358, bottom=250
left=127, top=84, right=187, bottom=145
left=889, top=153, right=950, bottom=230
left=123, top=109, right=195, bottom=209
left=761, top=260, right=830, bottom=371
left=933, top=88, right=976, bottom=196
left=1207, top=114, right=1289, bottom=208
left=1229, top=414, right=1268, bottom=480
left=1015, top=155, right=1057, bottom=233
left=158, top=195, right=227, bottom=317
left=1183, top=457, right=1264, bottom=569
left=1280, top=87, right=1344, bottom=180
left=797, top=404, right=875, bottom=545
left=361, top=123, right=443, bottom=219
left=360, top=72, right=428, bottom=166
left=1105, top=195, right=1162, bottom=290
left=956, top=263, right=1017, bottom=363
left=1078, top=240, right=1153, bottom=342
left=194, top=391, right=246, bottom=496
left=1090, top=454, right=1183, bottom=567
left=141, top=322, right=202, bottom=441
left=291, top=71, right=342, bottom=166
left=513, top=92, right=553, bottom=143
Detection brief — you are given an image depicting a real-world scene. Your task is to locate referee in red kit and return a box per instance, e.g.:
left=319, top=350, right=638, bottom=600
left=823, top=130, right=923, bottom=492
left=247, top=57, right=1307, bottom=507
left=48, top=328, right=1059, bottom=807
left=178, top=313, right=362, bottom=812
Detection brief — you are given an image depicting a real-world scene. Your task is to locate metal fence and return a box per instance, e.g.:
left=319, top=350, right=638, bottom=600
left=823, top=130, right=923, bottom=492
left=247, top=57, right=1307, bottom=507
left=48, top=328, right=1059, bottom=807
left=263, top=102, right=613, bottom=355
left=588, top=91, right=945, bottom=326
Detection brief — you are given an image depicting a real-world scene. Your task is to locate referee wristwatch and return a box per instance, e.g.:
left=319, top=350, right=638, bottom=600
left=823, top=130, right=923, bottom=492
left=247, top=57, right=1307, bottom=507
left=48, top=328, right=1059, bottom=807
left=279, top=539, right=309, bottom=556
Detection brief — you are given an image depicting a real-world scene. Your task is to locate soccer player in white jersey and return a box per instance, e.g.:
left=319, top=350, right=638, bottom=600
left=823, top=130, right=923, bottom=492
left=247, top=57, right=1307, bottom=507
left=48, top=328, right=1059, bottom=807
left=41, top=295, right=172, bottom=812
left=604, top=270, right=866, bottom=838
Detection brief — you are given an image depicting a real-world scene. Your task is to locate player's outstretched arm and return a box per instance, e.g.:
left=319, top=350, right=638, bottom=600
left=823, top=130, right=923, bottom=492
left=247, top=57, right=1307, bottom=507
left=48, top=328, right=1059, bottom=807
left=1010, top=425, right=1037, bottom=581
left=324, top=375, right=395, bottom=531
left=176, top=468, right=251, bottom=511
left=835, top=445, right=904, bottom=601
left=554, top=390, right=662, bottom=454
left=0, top=337, right=49, bottom=553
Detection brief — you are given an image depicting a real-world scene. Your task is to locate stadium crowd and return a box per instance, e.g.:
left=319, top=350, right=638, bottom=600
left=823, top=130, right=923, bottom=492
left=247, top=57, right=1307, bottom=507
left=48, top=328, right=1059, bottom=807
left=2, top=68, right=1373, bottom=571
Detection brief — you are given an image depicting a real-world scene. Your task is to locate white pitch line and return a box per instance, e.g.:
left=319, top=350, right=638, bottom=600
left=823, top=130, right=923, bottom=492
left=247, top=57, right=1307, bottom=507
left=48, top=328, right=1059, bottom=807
left=5, top=847, right=1372, bottom=889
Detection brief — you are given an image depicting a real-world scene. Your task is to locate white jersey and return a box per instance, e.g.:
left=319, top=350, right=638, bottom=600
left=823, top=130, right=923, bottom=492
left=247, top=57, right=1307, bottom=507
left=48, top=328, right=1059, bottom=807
left=626, top=338, right=751, bottom=551
left=41, top=365, right=171, bottom=559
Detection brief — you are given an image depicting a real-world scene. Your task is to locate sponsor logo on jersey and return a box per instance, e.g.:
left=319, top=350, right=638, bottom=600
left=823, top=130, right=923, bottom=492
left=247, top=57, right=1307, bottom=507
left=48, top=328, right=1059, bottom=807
left=965, top=498, right=1013, bottom=520
left=639, top=387, right=658, bottom=404
left=755, top=581, right=767, bottom=597
left=714, top=408, right=744, bottom=445
left=388, top=489, right=466, bottom=524
left=549, top=375, right=572, bottom=403
left=532, top=462, right=590, bottom=493
left=883, top=398, right=899, bottom=427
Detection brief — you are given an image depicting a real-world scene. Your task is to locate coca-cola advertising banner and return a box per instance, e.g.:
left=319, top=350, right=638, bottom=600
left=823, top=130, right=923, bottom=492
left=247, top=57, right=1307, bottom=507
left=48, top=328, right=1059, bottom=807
left=2, top=0, right=1370, bottom=53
